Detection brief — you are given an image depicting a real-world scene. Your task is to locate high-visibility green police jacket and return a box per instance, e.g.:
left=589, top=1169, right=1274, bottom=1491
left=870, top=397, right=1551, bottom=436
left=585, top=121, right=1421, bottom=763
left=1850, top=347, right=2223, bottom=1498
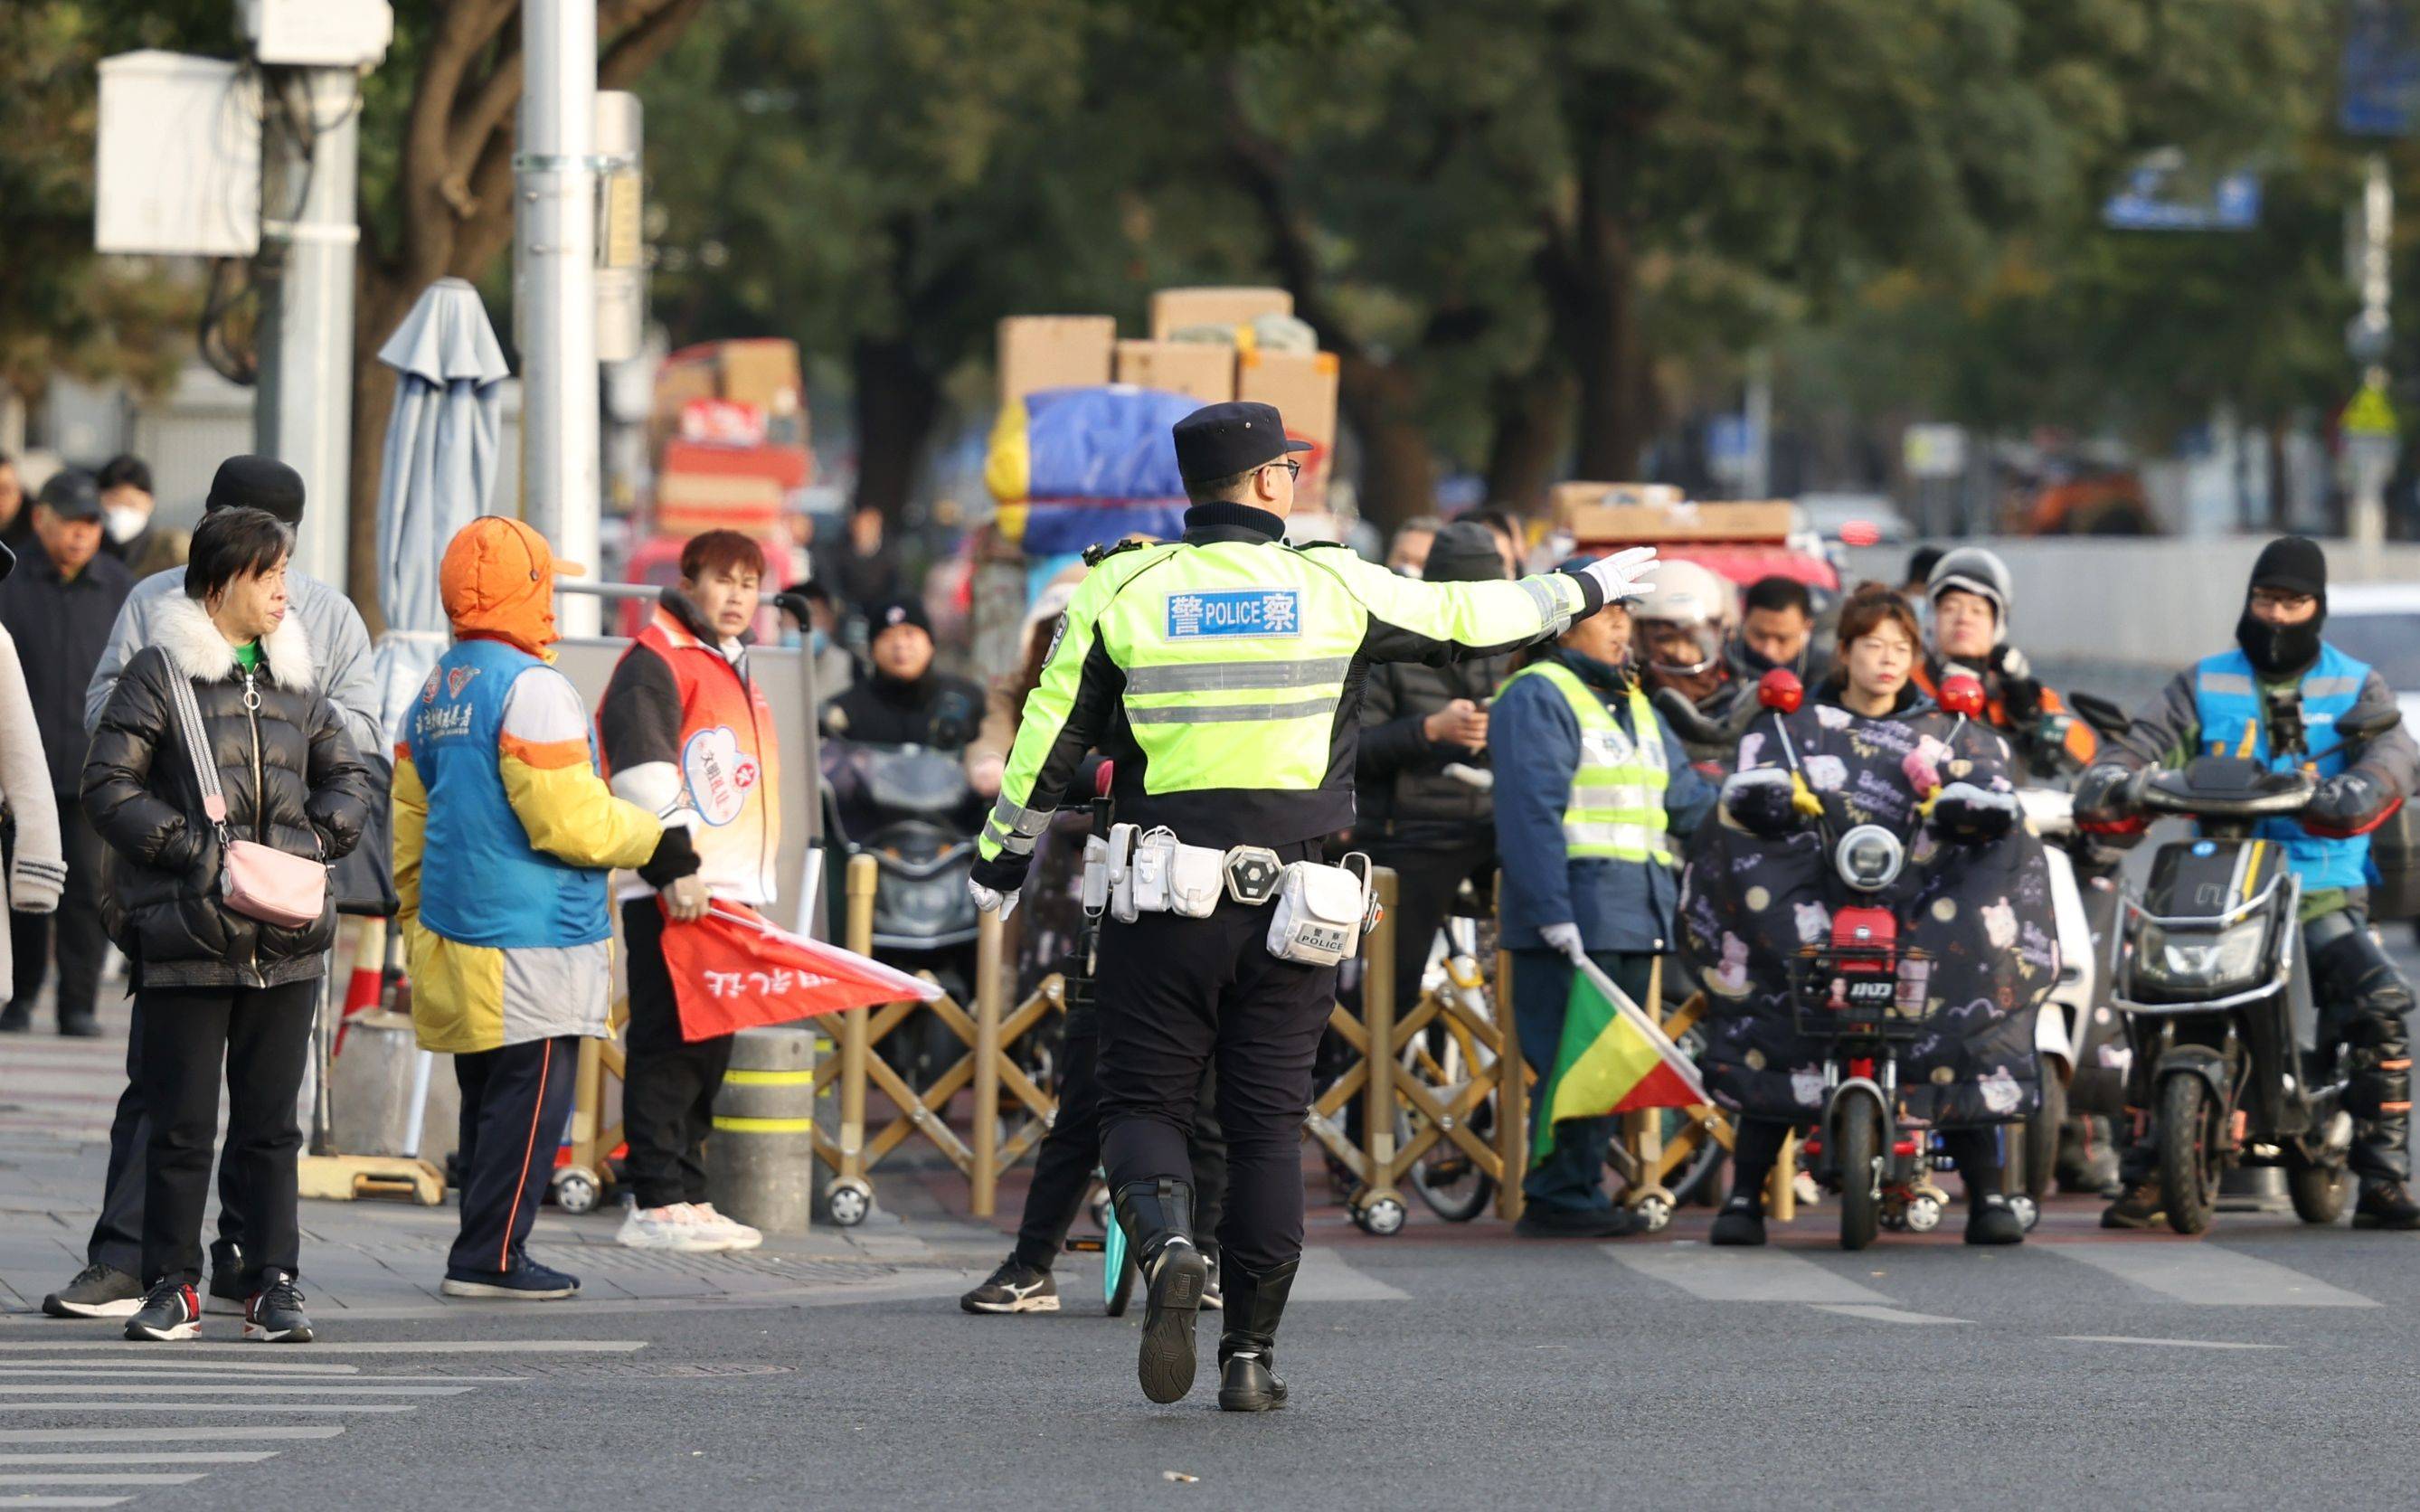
left=970, top=504, right=1604, bottom=884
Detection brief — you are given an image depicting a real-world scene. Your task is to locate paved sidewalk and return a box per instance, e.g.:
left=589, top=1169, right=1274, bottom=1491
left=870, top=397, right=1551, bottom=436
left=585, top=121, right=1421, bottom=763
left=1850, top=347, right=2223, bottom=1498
left=0, top=994, right=1007, bottom=1321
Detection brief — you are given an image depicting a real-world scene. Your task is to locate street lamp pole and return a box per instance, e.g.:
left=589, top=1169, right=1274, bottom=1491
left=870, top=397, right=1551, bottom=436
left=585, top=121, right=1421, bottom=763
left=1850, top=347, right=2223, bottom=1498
left=517, top=0, right=602, bottom=635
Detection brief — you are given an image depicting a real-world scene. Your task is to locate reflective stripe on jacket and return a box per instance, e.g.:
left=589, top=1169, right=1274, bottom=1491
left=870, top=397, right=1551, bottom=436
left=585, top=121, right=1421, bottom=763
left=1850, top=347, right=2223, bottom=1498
left=1498, top=659, right=1669, bottom=864
left=2191, top=644, right=2373, bottom=890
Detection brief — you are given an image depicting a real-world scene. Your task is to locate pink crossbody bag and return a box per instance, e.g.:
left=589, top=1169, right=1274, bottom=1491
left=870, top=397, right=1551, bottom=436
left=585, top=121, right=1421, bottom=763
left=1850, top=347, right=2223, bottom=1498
left=164, top=664, right=326, bottom=930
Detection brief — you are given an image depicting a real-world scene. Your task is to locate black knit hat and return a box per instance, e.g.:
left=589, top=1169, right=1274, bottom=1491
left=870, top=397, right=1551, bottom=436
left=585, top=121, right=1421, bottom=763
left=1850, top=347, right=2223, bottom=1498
left=2248, top=534, right=2327, bottom=604
left=205, top=455, right=306, bottom=525
left=867, top=594, right=931, bottom=639
left=1423, top=520, right=1506, bottom=583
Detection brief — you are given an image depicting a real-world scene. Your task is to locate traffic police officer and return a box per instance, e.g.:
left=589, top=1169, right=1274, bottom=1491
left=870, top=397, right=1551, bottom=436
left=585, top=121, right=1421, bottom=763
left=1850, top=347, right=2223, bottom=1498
left=969, top=401, right=1658, bottom=1411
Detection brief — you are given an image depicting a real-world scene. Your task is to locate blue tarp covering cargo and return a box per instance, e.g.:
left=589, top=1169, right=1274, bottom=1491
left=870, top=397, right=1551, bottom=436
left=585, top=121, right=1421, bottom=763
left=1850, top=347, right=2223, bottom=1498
left=986, top=385, right=1196, bottom=504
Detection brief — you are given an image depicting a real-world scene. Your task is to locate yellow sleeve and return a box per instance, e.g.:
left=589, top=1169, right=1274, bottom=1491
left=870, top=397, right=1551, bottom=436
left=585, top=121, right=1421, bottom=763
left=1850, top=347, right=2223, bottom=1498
left=392, top=745, right=428, bottom=929
left=1304, top=543, right=1583, bottom=653
left=496, top=665, right=663, bottom=871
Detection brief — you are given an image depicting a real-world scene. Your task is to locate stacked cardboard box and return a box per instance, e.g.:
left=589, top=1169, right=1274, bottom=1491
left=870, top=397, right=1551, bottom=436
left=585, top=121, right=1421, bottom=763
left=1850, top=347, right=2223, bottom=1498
left=996, top=288, right=1340, bottom=514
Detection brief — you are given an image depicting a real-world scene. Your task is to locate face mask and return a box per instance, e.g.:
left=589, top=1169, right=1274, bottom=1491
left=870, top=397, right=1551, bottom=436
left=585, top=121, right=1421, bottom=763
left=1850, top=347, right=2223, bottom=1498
left=808, top=628, right=830, bottom=656
left=2236, top=605, right=2323, bottom=677
left=103, top=506, right=147, bottom=544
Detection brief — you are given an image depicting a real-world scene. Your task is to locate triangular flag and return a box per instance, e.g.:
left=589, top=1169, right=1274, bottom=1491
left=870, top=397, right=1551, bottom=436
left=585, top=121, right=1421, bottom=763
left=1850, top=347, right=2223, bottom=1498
left=1533, top=955, right=1710, bottom=1159
left=657, top=902, right=941, bottom=1043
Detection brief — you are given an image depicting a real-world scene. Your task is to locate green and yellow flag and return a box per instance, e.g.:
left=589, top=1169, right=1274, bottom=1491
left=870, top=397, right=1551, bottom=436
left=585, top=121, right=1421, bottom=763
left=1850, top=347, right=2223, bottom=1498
left=1533, top=957, right=1710, bottom=1159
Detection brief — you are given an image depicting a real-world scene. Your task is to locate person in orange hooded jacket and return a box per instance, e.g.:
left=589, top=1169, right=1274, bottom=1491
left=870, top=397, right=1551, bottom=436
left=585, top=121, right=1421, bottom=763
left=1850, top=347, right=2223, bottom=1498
left=395, top=517, right=699, bottom=1300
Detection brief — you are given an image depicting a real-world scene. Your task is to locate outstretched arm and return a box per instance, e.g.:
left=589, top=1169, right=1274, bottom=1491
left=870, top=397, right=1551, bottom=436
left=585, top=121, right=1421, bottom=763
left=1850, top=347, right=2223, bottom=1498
left=1305, top=544, right=1649, bottom=665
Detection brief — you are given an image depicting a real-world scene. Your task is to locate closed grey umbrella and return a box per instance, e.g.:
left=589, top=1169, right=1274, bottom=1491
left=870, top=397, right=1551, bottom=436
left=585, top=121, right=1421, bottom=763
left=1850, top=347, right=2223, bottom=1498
left=369, top=277, right=510, bottom=744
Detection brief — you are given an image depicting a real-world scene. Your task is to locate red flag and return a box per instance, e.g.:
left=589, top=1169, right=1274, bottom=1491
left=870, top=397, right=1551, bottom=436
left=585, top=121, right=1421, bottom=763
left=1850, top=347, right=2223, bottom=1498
left=657, top=902, right=941, bottom=1043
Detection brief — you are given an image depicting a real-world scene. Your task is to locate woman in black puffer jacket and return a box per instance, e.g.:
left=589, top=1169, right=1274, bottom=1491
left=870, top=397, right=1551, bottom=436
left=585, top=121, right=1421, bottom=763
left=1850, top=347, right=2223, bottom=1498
left=82, top=506, right=371, bottom=1343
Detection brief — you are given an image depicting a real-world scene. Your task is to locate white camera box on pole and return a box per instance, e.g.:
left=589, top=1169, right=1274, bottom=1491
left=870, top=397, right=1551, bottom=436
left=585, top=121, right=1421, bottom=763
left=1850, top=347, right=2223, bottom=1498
left=95, top=53, right=260, bottom=258
left=239, top=0, right=395, bottom=68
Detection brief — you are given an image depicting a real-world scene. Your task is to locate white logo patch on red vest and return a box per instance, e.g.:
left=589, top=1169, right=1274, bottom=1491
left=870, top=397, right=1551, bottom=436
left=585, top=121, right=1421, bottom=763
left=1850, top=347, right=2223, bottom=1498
left=682, top=725, right=751, bottom=827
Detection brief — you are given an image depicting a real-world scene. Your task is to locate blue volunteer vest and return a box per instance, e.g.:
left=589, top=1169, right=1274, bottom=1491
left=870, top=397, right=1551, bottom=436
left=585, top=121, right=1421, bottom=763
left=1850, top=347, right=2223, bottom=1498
left=407, top=638, right=613, bottom=949
left=2190, top=643, right=2374, bottom=890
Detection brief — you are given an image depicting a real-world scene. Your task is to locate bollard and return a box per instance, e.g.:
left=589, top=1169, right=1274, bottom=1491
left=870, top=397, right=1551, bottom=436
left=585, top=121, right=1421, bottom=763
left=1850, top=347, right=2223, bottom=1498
left=706, top=1025, right=819, bottom=1235
left=970, top=907, right=1006, bottom=1217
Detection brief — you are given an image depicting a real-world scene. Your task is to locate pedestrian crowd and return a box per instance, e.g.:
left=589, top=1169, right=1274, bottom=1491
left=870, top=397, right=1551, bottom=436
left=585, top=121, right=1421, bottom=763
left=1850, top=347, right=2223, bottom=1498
left=5, top=432, right=2414, bottom=1361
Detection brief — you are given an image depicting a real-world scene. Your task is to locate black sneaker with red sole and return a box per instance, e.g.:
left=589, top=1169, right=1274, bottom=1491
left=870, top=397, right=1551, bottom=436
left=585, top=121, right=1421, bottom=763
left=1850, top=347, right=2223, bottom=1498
left=244, top=1274, right=314, bottom=1343
left=125, top=1281, right=202, bottom=1341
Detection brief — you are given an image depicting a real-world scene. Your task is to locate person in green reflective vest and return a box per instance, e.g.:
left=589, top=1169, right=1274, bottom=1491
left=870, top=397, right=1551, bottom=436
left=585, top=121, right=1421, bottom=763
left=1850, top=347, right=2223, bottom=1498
left=968, top=402, right=1659, bottom=1413
left=1490, top=569, right=1716, bottom=1237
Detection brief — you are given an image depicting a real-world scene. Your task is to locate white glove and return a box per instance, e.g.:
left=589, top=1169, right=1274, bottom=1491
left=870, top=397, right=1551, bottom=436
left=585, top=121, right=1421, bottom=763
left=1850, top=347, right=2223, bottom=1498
left=1576, top=545, right=1659, bottom=607
left=662, top=873, right=709, bottom=923
left=1539, top=921, right=1587, bottom=966
left=969, top=877, right=1020, bottom=921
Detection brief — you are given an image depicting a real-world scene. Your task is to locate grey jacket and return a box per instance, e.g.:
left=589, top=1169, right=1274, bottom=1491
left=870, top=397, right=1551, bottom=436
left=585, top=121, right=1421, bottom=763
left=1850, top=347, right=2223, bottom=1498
left=2104, top=658, right=2420, bottom=801
left=85, top=566, right=382, bottom=759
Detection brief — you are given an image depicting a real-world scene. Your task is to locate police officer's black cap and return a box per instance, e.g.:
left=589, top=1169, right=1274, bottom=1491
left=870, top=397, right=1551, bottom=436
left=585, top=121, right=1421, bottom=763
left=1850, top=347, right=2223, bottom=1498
left=36, top=468, right=101, bottom=522
left=1172, top=402, right=1313, bottom=486
left=207, top=455, right=307, bottom=525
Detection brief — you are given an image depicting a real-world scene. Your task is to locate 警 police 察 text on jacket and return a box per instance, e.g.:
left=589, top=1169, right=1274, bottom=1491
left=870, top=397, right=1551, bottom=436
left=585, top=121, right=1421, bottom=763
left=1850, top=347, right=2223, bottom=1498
left=80, top=595, right=373, bottom=989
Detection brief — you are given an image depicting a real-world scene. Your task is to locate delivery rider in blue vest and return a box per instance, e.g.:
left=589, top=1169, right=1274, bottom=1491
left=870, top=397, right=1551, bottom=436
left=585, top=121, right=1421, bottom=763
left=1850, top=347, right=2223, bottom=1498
left=2077, top=536, right=2420, bottom=1231
left=967, top=402, right=1659, bottom=1413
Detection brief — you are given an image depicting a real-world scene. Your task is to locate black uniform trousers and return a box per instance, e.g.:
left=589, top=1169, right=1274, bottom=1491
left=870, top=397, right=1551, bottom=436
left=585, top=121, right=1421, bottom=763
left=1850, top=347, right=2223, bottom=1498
left=449, top=1035, right=577, bottom=1279
left=1096, top=846, right=1333, bottom=1280
left=619, top=899, right=736, bottom=1210
left=135, top=980, right=316, bottom=1290
left=8, top=799, right=109, bottom=1025
left=1011, top=1003, right=1227, bottom=1272
left=90, top=998, right=248, bottom=1278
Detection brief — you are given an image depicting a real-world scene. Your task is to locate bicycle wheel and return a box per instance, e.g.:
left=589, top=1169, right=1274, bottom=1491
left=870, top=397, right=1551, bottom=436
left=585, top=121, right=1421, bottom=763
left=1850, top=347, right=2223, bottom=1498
left=1102, top=1210, right=1138, bottom=1317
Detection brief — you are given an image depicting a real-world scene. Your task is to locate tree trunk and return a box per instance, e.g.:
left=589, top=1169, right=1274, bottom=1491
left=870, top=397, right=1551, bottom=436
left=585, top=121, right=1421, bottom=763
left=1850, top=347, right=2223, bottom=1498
left=1568, top=215, right=1650, bottom=481
left=1483, top=367, right=1571, bottom=516
left=1339, top=356, right=1434, bottom=533
left=851, top=335, right=941, bottom=524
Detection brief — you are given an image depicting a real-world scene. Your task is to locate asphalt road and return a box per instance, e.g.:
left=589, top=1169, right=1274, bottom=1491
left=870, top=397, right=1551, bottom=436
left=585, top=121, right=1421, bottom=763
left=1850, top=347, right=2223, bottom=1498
left=6, top=1188, right=2420, bottom=1512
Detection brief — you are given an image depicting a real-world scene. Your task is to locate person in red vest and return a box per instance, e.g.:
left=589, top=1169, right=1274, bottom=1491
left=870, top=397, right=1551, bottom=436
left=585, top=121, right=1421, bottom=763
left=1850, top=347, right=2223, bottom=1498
left=599, top=530, right=782, bottom=1253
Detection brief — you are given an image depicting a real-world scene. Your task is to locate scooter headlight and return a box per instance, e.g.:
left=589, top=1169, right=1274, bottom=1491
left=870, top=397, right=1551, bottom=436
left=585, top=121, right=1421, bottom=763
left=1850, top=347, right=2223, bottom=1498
left=1834, top=825, right=1905, bottom=893
left=2136, top=917, right=2269, bottom=993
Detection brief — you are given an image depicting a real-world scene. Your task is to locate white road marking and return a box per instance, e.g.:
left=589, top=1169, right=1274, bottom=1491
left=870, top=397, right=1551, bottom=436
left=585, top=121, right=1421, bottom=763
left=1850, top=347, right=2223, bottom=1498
left=0, top=1386, right=475, bottom=1399
left=2046, top=1243, right=2379, bottom=1308
left=0, top=1498, right=133, bottom=1507
left=1290, top=1247, right=1412, bottom=1303
left=0, top=1456, right=277, bottom=1467
left=1609, top=1245, right=1894, bottom=1305
left=0, top=1364, right=360, bottom=1376
left=0, top=1373, right=519, bottom=1386
left=0, top=1430, right=340, bottom=1445
left=0, top=1405, right=414, bottom=1414
left=2054, top=1335, right=2283, bottom=1351
left=0, top=1341, right=642, bottom=1356
left=1810, top=1304, right=1971, bottom=1325
left=0, top=1477, right=203, bottom=1488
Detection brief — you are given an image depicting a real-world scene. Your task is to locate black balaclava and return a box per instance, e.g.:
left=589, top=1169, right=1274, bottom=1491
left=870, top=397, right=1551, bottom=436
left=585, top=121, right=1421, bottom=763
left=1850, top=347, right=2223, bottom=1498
left=2236, top=535, right=2327, bottom=677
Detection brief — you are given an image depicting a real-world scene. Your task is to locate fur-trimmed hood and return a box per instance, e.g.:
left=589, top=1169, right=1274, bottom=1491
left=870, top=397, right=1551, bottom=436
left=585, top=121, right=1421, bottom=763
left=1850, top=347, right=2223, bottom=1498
left=150, top=591, right=317, bottom=694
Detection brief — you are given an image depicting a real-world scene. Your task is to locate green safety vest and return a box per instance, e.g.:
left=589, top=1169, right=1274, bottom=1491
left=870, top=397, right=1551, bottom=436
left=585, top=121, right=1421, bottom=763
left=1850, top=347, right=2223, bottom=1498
left=1499, top=659, right=1671, bottom=865
left=979, top=532, right=1584, bottom=863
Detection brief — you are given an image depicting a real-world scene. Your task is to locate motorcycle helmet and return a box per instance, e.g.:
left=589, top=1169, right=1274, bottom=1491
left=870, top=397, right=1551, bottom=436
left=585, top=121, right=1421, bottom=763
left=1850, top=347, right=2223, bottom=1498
left=1629, top=557, right=1736, bottom=679
left=1925, top=546, right=2013, bottom=638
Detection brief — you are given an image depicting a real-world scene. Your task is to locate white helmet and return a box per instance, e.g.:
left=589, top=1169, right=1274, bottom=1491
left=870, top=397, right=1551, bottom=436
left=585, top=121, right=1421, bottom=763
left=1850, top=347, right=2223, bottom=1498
left=1627, top=558, right=1735, bottom=679
left=1629, top=556, right=1736, bottom=631
left=1925, top=546, right=2012, bottom=630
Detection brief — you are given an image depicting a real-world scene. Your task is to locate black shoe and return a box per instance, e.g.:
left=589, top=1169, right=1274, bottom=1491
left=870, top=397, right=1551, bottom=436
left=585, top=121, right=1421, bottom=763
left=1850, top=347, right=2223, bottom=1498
left=56, top=1014, right=100, bottom=1038
left=1513, top=1205, right=1641, bottom=1239
left=2101, top=1182, right=2164, bottom=1230
left=2354, top=1180, right=2420, bottom=1231
left=1709, top=1195, right=1769, bottom=1247
left=244, top=1272, right=313, bottom=1343
left=125, top=1281, right=203, bottom=1341
left=1966, top=1195, right=2026, bottom=1246
left=440, top=1258, right=581, bottom=1299
left=1114, top=1177, right=1206, bottom=1405
left=41, top=1262, right=144, bottom=1319
left=959, top=1259, right=1059, bottom=1315
left=0, top=1002, right=27, bottom=1033
left=1216, top=1258, right=1298, bottom=1413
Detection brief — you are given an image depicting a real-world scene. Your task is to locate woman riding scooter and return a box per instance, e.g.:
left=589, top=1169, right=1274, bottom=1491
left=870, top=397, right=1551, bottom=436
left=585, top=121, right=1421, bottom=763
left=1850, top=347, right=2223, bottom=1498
left=1680, top=585, right=2059, bottom=1246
